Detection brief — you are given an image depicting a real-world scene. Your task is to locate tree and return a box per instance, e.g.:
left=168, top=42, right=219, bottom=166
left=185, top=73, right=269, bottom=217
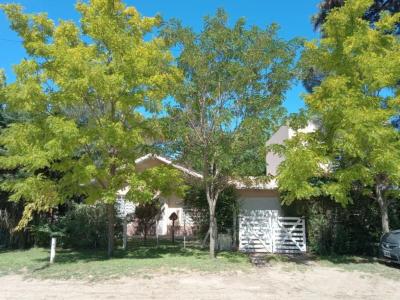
left=277, top=0, right=400, bottom=234
left=0, top=0, right=184, bottom=257
left=134, top=199, right=162, bottom=241
left=162, top=9, right=298, bottom=257
left=184, top=185, right=238, bottom=238
left=313, top=0, right=400, bottom=31
left=304, top=0, right=400, bottom=93
left=0, top=70, right=30, bottom=248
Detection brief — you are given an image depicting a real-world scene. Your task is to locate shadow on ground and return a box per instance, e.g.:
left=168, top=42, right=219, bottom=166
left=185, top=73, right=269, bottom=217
left=18, top=239, right=246, bottom=267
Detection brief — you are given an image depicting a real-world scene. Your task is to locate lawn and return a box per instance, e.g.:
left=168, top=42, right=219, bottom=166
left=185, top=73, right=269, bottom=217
left=2, top=239, right=399, bottom=282
left=0, top=240, right=251, bottom=280
left=316, top=255, right=400, bottom=280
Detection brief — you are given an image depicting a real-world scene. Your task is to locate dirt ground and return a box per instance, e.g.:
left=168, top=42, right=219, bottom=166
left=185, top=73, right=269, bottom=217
left=1, top=264, right=399, bottom=300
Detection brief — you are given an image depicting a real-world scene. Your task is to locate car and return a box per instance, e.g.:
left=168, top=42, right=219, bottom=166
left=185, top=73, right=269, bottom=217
left=379, top=230, right=400, bottom=264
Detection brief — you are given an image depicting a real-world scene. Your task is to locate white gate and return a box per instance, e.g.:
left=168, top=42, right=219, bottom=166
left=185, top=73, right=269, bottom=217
left=239, top=210, right=306, bottom=253
left=273, top=217, right=306, bottom=253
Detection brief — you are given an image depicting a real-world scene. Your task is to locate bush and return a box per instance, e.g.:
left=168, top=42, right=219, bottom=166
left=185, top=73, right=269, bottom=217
left=184, top=185, right=239, bottom=237
left=0, top=195, right=33, bottom=249
left=283, top=194, right=400, bottom=256
left=30, top=222, right=66, bottom=247
left=134, top=200, right=162, bottom=240
left=59, top=203, right=120, bottom=249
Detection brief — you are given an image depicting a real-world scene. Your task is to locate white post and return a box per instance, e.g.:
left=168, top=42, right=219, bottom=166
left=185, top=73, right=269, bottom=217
left=50, top=237, right=56, bottom=264
left=123, top=216, right=127, bottom=250
left=271, top=214, right=275, bottom=253
left=302, top=217, right=307, bottom=252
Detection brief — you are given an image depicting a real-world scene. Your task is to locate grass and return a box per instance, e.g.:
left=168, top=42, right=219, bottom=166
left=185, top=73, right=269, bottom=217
left=0, top=240, right=251, bottom=280
left=316, top=255, right=400, bottom=280
left=2, top=238, right=399, bottom=281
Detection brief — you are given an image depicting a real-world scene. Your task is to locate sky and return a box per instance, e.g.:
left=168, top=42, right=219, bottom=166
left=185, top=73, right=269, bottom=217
left=0, top=0, right=321, bottom=113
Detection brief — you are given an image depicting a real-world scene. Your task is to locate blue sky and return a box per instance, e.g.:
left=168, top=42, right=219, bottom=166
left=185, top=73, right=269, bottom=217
left=0, top=0, right=321, bottom=113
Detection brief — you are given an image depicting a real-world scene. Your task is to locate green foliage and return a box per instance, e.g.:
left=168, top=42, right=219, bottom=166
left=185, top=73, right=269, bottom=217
left=30, top=222, right=65, bottom=247
left=285, top=196, right=377, bottom=255
left=163, top=9, right=299, bottom=179
left=285, top=193, right=400, bottom=255
left=0, top=1, right=182, bottom=230
left=58, top=203, right=116, bottom=249
left=162, top=9, right=298, bottom=256
left=126, top=166, right=188, bottom=204
left=184, top=185, right=238, bottom=235
left=313, top=0, right=400, bottom=32
left=278, top=0, right=400, bottom=210
left=134, top=199, right=162, bottom=240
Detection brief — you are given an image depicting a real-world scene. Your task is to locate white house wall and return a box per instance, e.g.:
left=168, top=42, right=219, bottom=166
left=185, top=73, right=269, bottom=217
left=239, top=196, right=281, bottom=212
left=265, top=120, right=319, bottom=176
left=265, top=125, right=289, bottom=177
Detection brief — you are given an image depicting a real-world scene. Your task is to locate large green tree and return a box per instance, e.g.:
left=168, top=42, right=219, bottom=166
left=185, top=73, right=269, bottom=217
left=277, top=0, right=400, bottom=234
left=304, top=0, right=400, bottom=93
left=0, top=0, right=184, bottom=256
left=163, top=9, right=298, bottom=257
left=314, top=0, right=400, bottom=31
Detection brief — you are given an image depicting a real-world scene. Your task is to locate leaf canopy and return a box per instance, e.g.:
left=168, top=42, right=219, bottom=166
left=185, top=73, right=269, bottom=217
left=0, top=0, right=184, bottom=228
left=278, top=0, right=400, bottom=205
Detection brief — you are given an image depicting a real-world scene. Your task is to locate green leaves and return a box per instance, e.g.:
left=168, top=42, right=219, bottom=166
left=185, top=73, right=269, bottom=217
left=0, top=0, right=183, bottom=229
left=164, top=9, right=298, bottom=181
left=126, top=166, right=188, bottom=204
left=278, top=0, right=400, bottom=206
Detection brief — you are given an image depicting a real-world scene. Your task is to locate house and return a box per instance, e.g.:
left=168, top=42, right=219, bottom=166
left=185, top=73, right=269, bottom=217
left=117, top=123, right=315, bottom=253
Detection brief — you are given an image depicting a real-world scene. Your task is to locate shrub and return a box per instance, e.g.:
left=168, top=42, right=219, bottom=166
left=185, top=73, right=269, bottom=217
left=59, top=203, right=120, bottom=249
left=134, top=200, right=162, bottom=240
left=184, top=185, right=239, bottom=237
left=283, top=194, right=400, bottom=256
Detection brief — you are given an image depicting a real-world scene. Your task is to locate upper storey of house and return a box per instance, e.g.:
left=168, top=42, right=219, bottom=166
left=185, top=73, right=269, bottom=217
left=265, top=121, right=319, bottom=177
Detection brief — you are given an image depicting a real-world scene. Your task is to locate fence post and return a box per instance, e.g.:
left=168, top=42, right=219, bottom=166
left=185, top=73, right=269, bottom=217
left=50, top=237, right=56, bottom=264
left=302, top=217, right=307, bottom=252
left=271, top=215, right=275, bottom=253
left=232, top=208, right=237, bottom=250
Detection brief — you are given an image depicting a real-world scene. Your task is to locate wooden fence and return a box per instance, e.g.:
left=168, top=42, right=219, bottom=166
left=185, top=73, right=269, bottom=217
left=239, top=210, right=306, bottom=253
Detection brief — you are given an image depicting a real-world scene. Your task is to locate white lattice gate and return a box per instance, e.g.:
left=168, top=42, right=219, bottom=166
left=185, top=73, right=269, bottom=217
left=273, top=217, right=306, bottom=253
left=239, top=210, right=306, bottom=253
left=239, top=210, right=277, bottom=252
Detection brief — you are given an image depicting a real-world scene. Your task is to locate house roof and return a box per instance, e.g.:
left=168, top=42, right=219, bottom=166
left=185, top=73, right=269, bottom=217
left=135, top=154, right=203, bottom=179
left=229, top=177, right=278, bottom=190
left=135, top=154, right=277, bottom=191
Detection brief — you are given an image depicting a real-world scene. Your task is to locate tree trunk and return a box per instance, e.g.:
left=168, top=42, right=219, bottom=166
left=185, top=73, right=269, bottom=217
left=209, top=210, right=217, bottom=258
left=171, top=219, right=175, bottom=243
left=232, top=207, right=237, bottom=250
left=376, top=185, right=390, bottom=234
left=122, top=216, right=127, bottom=250
left=106, top=203, right=115, bottom=258
left=203, top=157, right=220, bottom=258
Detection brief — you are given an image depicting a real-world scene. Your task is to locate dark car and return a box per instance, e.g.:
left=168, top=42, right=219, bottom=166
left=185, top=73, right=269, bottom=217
left=379, top=230, right=400, bottom=264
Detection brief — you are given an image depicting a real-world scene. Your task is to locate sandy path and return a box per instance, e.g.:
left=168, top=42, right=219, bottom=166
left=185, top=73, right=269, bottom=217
left=1, top=266, right=399, bottom=300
